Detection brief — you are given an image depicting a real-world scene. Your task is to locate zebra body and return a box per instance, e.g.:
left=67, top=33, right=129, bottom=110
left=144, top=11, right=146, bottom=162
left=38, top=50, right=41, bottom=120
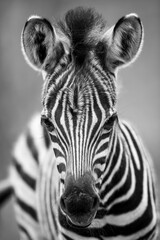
left=0, top=7, right=159, bottom=239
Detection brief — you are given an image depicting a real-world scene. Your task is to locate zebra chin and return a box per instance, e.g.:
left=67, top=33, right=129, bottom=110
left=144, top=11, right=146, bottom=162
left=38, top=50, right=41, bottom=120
left=66, top=212, right=96, bottom=228
left=59, top=172, right=99, bottom=228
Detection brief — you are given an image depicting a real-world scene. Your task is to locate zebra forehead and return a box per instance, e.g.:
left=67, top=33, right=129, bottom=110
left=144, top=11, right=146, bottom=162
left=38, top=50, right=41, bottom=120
left=43, top=72, right=114, bottom=116
left=67, top=84, right=112, bottom=112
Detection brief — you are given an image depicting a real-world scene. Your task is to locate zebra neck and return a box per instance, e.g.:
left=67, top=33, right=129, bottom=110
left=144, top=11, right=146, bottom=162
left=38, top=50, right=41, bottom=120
left=98, top=121, right=157, bottom=232
left=99, top=123, right=135, bottom=209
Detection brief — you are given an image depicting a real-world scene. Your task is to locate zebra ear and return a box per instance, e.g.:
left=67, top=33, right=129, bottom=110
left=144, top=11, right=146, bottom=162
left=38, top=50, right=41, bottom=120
left=104, top=14, right=144, bottom=70
left=21, top=16, right=60, bottom=73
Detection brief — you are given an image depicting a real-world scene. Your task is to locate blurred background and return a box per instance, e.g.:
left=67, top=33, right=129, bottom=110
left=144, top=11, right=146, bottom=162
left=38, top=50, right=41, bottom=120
left=0, top=0, right=159, bottom=239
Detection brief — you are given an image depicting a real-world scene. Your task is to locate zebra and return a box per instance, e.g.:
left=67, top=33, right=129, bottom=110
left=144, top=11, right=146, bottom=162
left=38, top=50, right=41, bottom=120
left=0, top=6, right=159, bottom=240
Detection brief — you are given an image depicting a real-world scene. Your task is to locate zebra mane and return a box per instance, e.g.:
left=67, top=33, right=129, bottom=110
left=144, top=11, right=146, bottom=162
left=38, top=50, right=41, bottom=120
left=58, top=7, right=107, bottom=65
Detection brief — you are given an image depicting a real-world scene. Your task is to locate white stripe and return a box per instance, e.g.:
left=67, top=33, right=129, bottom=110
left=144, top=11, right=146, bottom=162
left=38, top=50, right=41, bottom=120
left=10, top=167, right=36, bottom=209
left=96, top=137, right=109, bottom=152
left=13, top=134, right=38, bottom=180
left=120, top=122, right=141, bottom=170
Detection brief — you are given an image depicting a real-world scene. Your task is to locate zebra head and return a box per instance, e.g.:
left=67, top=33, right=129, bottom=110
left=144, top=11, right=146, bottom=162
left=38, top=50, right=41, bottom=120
left=21, top=8, right=143, bottom=228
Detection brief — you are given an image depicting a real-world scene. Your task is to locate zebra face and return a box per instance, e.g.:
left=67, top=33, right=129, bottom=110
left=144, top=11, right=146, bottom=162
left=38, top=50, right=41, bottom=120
left=41, top=82, right=117, bottom=227
left=41, top=70, right=117, bottom=181
left=21, top=8, right=143, bottom=228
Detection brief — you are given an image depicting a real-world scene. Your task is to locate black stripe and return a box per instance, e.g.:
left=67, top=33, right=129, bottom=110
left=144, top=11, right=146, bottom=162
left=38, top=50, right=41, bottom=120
left=18, top=224, right=33, bottom=240
left=62, top=233, right=74, bottom=240
left=57, top=163, right=66, bottom=173
left=60, top=178, right=65, bottom=184
left=50, top=132, right=67, bottom=157
left=13, top=157, right=36, bottom=190
left=16, top=197, right=38, bottom=222
left=0, top=180, right=13, bottom=207
left=100, top=131, right=111, bottom=141
left=42, top=124, right=51, bottom=149
left=26, top=129, right=39, bottom=163
left=53, top=148, right=64, bottom=158
left=93, top=156, right=106, bottom=166
left=96, top=142, right=108, bottom=155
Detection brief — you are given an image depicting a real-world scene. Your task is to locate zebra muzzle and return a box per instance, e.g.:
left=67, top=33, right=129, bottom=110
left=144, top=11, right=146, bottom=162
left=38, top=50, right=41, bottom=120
left=60, top=173, right=99, bottom=228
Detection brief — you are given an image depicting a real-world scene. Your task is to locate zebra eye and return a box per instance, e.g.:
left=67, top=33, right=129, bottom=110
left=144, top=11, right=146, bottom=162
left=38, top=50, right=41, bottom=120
left=103, top=113, right=118, bottom=131
left=41, top=115, right=55, bottom=132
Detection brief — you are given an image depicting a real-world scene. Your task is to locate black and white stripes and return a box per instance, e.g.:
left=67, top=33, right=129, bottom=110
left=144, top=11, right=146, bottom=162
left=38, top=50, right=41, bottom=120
left=0, top=6, right=158, bottom=240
